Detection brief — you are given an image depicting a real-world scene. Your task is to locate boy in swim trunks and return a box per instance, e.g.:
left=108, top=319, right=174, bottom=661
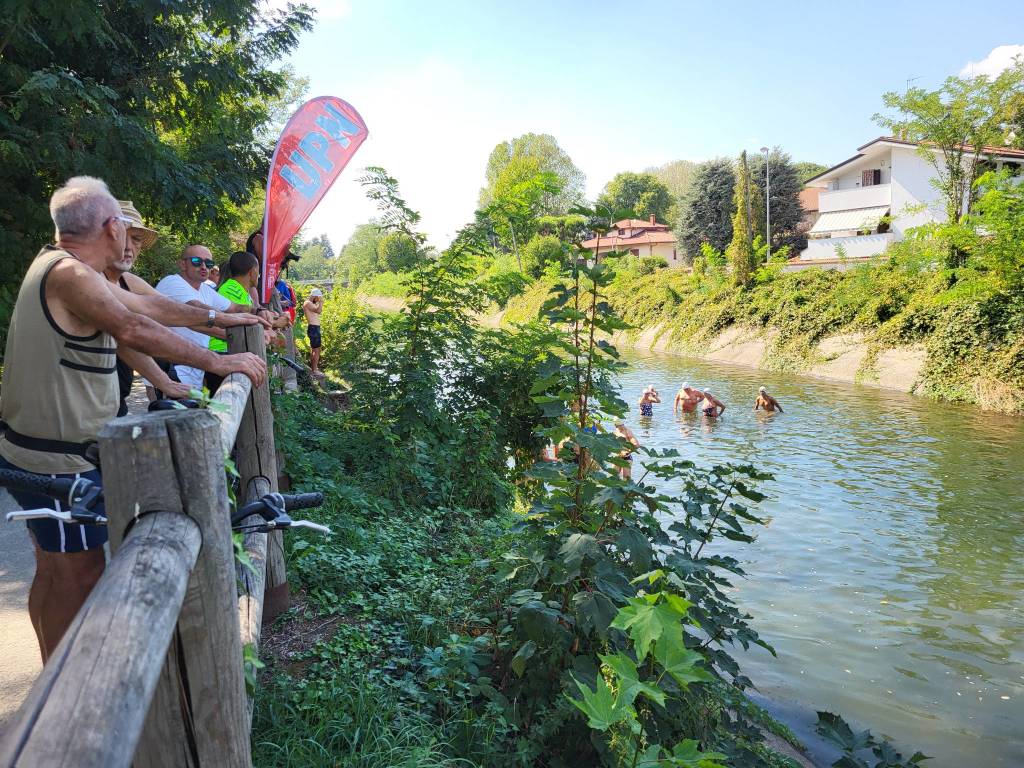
left=303, top=288, right=324, bottom=374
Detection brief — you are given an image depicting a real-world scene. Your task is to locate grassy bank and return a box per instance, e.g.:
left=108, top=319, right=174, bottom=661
left=502, top=255, right=1024, bottom=413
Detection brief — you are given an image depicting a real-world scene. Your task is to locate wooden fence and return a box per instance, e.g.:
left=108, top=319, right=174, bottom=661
left=0, top=324, right=294, bottom=768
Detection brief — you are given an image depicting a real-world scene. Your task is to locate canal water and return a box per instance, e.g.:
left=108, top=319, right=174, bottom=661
left=615, top=351, right=1024, bottom=767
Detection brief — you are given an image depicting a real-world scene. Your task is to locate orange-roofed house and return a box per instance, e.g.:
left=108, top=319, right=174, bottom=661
left=580, top=215, right=683, bottom=267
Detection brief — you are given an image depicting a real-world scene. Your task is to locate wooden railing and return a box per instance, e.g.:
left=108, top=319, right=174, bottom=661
left=0, top=324, right=291, bottom=768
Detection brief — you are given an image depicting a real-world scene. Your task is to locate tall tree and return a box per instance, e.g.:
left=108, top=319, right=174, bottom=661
left=596, top=172, right=674, bottom=223
left=676, top=158, right=735, bottom=261
left=0, top=1, right=313, bottom=293
left=874, top=61, right=1024, bottom=266
left=749, top=148, right=806, bottom=254
left=377, top=231, right=421, bottom=272
left=794, top=161, right=828, bottom=184
left=336, top=222, right=384, bottom=286
left=478, top=133, right=585, bottom=214
left=646, top=159, right=698, bottom=221
left=726, top=151, right=759, bottom=286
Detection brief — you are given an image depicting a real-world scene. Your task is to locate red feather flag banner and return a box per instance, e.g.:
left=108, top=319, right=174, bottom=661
left=261, top=96, right=368, bottom=301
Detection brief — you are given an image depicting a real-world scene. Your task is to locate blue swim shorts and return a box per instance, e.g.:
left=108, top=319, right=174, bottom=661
left=0, top=455, right=107, bottom=553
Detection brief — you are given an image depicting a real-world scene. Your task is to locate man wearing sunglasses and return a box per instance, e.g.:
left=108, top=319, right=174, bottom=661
left=155, top=245, right=272, bottom=391
left=0, top=176, right=268, bottom=661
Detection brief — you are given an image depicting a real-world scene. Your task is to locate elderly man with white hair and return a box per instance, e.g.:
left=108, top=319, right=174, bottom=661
left=0, top=176, right=268, bottom=662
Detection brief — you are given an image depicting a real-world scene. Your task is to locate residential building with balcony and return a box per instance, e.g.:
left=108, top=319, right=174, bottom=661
left=796, top=137, right=1024, bottom=267
left=581, top=215, right=684, bottom=267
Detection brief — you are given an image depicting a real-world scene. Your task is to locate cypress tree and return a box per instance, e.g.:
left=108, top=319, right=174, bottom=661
left=726, top=151, right=760, bottom=286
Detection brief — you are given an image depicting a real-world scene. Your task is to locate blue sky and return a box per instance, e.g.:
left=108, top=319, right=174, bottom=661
left=280, top=0, right=1024, bottom=248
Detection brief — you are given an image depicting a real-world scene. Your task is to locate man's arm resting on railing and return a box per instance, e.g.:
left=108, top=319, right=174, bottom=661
left=111, top=275, right=270, bottom=330
left=52, top=263, right=267, bottom=386
left=116, top=347, right=192, bottom=399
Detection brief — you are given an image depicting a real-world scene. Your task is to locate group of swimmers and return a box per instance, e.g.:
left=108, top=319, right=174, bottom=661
left=638, top=383, right=783, bottom=418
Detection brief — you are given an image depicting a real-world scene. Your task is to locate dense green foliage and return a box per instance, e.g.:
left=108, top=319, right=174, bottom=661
left=676, top=159, right=736, bottom=261
left=479, top=133, right=586, bottom=215
left=645, top=160, right=699, bottom=222
left=286, top=235, right=338, bottom=282
left=597, top=172, right=675, bottom=224
left=254, top=186, right=820, bottom=766
left=0, top=0, right=310, bottom=283
left=0, top=1, right=310, bottom=351
left=793, top=162, right=828, bottom=184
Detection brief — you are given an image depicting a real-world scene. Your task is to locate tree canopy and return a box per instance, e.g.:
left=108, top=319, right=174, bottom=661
left=478, top=133, right=585, bottom=214
left=335, top=222, right=384, bottom=286
left=676, top=159, right=736, bottom=260
left=646, top=159, right=698, bottom=221
left=794, top=161, right=829, bottom=184
left=596, top=172, right=674, bottom=223
left=0, top=1, right=312, bottom=294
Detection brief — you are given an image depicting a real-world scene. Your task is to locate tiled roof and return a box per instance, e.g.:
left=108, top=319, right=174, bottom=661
left=799, top=187, right=821, bottom=212
left=581, top=231, right=676, bottom=249
left=614, top=218, right=670, bottom=229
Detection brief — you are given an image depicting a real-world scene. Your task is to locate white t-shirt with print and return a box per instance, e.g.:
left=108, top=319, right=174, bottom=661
left=154, top=274, right=232, bottom=389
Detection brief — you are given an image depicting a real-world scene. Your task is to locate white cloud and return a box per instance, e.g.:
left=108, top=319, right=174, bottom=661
left=960, top=44, right=1024, bottom=78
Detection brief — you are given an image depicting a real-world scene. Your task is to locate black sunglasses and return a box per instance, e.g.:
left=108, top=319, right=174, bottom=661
left=189, top=257, right=216, bottom=268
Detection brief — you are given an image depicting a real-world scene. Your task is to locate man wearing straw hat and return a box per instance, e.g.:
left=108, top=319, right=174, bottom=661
left=103, top=201, right=267, bottom=410
left=103, top=201, right=188, bottom=412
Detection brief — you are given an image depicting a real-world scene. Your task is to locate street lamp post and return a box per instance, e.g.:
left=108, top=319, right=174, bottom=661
left=760, top=146, right=770, bottom=262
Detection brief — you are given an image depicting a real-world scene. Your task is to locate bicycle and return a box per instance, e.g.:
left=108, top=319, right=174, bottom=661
left=2, top=467, right=330, bottom=535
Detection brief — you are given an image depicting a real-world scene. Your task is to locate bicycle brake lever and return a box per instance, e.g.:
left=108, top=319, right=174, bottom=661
left=290, top=520, right=332, bottom=535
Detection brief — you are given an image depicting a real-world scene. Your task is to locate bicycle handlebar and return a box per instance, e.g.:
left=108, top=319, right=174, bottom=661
left=283, top=492, right=323, bottom=511
left=0, top=468, right=78, bottom=502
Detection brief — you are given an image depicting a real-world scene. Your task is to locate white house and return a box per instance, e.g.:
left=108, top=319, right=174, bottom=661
left=797, top=136, right=1024, bottom=265
left=581, top=215, right=684, bottom=267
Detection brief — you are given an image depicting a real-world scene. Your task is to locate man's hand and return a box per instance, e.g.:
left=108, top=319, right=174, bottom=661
left=158, top=379, right=193, bottom=400
left=209, top=352, right=267, bottom=387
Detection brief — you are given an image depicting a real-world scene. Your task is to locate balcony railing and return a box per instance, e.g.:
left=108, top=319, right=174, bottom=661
left=801, top=232, right=895, bottom=260
left=818, top=184, right=892, bottom=213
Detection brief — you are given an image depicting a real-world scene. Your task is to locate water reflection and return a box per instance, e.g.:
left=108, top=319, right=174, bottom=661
left=616, top=351, right=1024, bottom=768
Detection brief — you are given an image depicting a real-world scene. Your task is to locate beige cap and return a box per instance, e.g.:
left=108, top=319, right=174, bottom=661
left=117, top=200, right=158, bottom=250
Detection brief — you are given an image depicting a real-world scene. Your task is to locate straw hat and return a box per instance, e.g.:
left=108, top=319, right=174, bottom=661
left=117, top=200, right=158, bottom=250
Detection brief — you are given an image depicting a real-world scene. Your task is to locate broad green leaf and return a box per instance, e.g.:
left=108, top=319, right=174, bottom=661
left=665, top=739, right=728, bottom=767
left=566, top=674, right=631, bottom=731
left=617, top=527, right=653, bottom=570
left=610, top=598, right=664, bottom=661
left=600, top=652, right=666, bottom=707
left=573, top=591, right=618, bottom=638
left=653, top=633, right=713, bottom=688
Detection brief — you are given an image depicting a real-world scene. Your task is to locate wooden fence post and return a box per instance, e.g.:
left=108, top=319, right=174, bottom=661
left=227, top=325, right=289, bottom=623
left=102, top=410, right=252, bottom=767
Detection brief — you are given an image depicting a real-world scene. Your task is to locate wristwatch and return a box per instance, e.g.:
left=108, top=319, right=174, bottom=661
left=206, top=309, right=216, bottom=327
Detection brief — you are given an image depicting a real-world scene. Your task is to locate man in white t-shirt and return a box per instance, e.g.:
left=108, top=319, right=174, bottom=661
left=156, top=245, right=271, bottom=389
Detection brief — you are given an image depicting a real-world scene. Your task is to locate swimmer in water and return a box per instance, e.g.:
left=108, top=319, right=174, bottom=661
left=674, top=382, right=701, bottom=414
left=699, top=389, right=725, bottom=418
left=613, top=421, right=640, bottom=480
left=638, top=385, right=661, bottom=417
left=753, top=385, right=784, bottom=413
